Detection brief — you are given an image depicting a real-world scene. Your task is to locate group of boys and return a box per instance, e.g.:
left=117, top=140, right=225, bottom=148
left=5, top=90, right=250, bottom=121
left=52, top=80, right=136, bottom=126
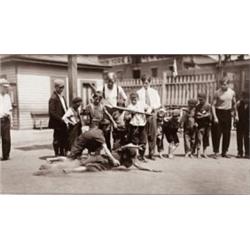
left=45, top=74, right=249, bottom=176
left=80, top=75, right=250, bottom=162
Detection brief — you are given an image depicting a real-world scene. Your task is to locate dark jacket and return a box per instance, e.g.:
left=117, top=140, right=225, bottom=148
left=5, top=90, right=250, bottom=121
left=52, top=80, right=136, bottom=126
left=48, top=91, right=68, bottom=129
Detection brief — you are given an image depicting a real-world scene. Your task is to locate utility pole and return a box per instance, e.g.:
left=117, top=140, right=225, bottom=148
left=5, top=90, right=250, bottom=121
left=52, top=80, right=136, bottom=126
left=68, top=55, right=78, bottom=104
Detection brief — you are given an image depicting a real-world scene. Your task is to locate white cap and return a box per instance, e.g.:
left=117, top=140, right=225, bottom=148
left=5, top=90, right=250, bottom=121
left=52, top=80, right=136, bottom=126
left=0, top=78, right=10, bottom=87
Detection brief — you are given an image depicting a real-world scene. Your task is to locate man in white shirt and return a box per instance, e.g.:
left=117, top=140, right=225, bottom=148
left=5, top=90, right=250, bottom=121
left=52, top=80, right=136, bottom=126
left=48, top=79, right=68, bottom=156
left=137, top=75, right=161, bottom=160
left=103, top=72, right=127, bottom=107
left=0, top=79, right=12, bottom=161
left=102, top=72, right=127, bottom=150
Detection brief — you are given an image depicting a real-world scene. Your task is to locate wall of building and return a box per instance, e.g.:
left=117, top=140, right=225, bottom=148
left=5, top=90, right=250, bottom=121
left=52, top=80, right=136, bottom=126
left=106, top=59, right=218, bottom=80
left=0, top=62, right=17, bottom=83
left=16, top=62, right=104, bottom=129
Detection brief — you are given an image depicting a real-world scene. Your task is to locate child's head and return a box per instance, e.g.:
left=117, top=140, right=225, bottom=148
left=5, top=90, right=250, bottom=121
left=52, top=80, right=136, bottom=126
left=157, top=109, right=165, bottom=122
left=241, top=91, right=249, bottom=104
left=187, top=99, right=198, bottom=108
left=98, top=118, right=110, bottom=132
left=92, top=91, right=103, bottom=105
left=130, top=92, right=139, bottom=105
left=72, top=97, right=82, bottom=109
left=219, top=76, right=230, bottom=91
left=172, top=109, right=180, bottom=120
left=197, top=92, right=206, bottom=105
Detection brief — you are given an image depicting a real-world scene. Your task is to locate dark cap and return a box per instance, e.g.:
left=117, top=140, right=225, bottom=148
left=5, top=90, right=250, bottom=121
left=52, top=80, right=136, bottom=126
left=188, top=99, right=198, bottom=106
left=72, top=97, right=82, bottom=104
left=172, top=109, right=180, bottom=117
left=130, top=92, right=139, bottom=99
left=93, top=91, right=103, bottom=99
left=99, top=118, right=110, bottom=126
left=198, top=92, right=206, bottom=99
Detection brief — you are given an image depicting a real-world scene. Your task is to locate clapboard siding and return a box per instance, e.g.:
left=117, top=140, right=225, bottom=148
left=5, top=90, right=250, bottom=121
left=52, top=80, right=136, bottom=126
left=17, top=74, right=51, bottom=129
left=16, top=63, right=104, bottom=129
left=0, top=62, right=17, bottom=83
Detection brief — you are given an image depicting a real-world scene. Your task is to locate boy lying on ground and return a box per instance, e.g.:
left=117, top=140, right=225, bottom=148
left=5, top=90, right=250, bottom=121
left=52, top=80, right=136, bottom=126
left=33, top=143, right=161, bottom=176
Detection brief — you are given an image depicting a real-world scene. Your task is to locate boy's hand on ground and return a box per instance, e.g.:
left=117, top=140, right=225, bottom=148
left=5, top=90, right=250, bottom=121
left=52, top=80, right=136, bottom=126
left=112, top=159, right=120, bottom=167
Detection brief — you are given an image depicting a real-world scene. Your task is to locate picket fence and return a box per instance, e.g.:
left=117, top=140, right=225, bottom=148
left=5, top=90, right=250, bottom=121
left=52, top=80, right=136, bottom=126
left=118, top=73, right=217, bottom=107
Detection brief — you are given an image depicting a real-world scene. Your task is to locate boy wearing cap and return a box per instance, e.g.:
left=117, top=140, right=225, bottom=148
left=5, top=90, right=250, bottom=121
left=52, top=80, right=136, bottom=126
left=84, top=91, right=117, bottom=150
left=195, top=93, right=212, bottom=158
left=0, top=79, right=12, bottom=161
left=163, top=109, right=181, bottom=158
left=62, top=97, right=83, bottom=150
left=125, top=92, right=147, bottom=162
left=181, top=99, right=198, bottom=158
left=235, top=91, right=249, bottom=158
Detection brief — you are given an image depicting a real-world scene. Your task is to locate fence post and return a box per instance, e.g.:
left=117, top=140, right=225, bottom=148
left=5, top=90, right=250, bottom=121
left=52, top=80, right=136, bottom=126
left=162, top=72, right=167, bottom=107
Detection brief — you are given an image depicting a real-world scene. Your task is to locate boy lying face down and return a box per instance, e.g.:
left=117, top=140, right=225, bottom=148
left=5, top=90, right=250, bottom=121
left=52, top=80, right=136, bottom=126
left=34, top=119, right=161, bottom=176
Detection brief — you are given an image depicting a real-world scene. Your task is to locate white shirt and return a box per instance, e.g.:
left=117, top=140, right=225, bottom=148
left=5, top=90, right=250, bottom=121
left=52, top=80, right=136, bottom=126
left=127, top=101, right=146, bottom=126
left=57, top=94, right=67, bottom=113
left=62, top=107, right=80, bottom=125
left=103, top=83, right=127, bottom=107
left=137, top=87, right=161, bottom=112
left=214, top=88, right=235, bottom=110
left=0, top=93, right=12, bottom=118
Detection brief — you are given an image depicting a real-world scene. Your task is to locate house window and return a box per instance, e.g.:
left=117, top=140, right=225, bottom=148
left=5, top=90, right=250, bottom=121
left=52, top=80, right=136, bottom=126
left=132, top=69, right=141, bottom=79
left=151, top=67, right=158, bottom=78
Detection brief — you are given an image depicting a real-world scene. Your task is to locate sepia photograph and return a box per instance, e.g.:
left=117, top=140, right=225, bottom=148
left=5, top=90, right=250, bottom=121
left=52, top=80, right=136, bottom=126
left=1, top=54, right=249, bottom=194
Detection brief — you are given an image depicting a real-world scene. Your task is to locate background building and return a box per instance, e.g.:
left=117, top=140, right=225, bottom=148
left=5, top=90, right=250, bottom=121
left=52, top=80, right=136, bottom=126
left=0, top=55, right=109, bottom=129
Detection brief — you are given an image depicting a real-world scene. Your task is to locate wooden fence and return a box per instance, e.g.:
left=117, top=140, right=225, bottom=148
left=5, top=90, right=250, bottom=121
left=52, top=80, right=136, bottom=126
left=118, top=73, right=217, bottom=107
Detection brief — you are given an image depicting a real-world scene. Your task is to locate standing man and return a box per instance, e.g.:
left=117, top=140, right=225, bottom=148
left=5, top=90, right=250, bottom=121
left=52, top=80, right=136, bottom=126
left=102, top=72, right=127, bottom=150
left=103, top=72, right=127, bottom=107
left=0, top=79, right=12, bottom=161
left=137, top=75, right=161, bottom=160
left=211, top=76, right=238, bottom=158
left=48, top=79, right=68, bottom=156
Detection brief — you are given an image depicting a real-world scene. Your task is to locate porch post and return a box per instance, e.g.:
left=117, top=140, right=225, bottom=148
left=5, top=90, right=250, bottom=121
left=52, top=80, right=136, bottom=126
left=68, top=55, right=78, bottom=104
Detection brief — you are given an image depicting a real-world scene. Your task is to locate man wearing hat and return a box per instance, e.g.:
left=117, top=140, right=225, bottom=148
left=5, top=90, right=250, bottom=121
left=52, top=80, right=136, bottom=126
left=48, top=79, right=68, bottom=156
left=0, top=79, right=12, bottom=160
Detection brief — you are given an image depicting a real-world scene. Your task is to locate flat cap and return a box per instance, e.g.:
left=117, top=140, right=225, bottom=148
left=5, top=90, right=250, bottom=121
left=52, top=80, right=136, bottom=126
left=172, top=109, right=180, bottom=117
left=72, top=97, right=82, bottom=104
left=0, top=78, right=10, bottom=87
left=54, top=79, right=65, bottom=87
left=188, top=99, right=198, bottom=106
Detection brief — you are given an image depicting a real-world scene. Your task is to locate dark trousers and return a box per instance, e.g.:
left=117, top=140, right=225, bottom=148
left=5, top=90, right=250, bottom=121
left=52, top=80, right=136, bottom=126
left=156, top=135, right=164, bottom=153
left=146, top=114, right=157, bottom=156
left=128, top=125, right=146, bottom=157
left=68, top=123, right=81, bottom=150
left=236, top=125, right=249, bottom=157
left=184, top=128, right=196, bottom=154
left=103, top=129, right=112, bottom=151
left=211, top=109, right=232, bottom=154
left=53, top=126, right=68, bottom=156
left=1, top=116, right=11, bottom=159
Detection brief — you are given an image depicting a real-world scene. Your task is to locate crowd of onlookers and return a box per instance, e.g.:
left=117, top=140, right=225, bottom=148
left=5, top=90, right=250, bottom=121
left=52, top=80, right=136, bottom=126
left=0, top=73, right=249, bottom=164
left=47, top=73, right=249, bottom=164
